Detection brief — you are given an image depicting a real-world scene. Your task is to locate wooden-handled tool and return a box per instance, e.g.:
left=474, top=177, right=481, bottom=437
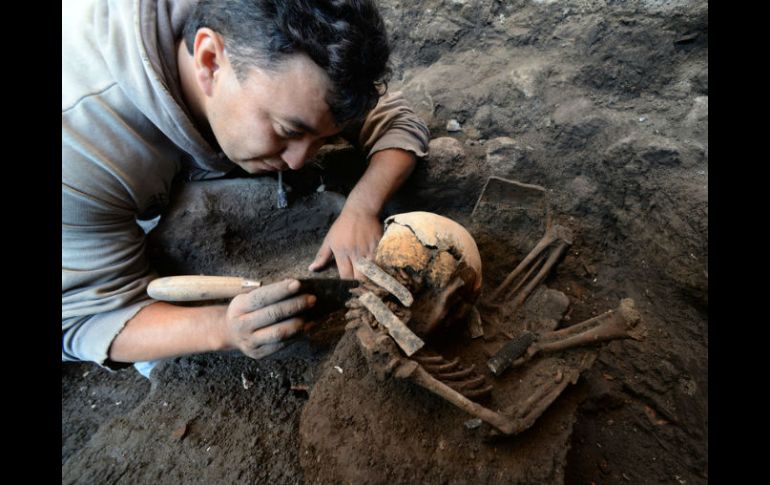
left=147, top=275, right=359, bottom=319
left=147, top=276, right=262, bottom=302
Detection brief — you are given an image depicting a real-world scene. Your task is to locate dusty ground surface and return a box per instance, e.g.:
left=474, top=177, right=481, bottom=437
left=62, top=0, right=707, bottom=483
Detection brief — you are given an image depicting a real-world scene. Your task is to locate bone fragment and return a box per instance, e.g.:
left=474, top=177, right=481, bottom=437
left=468, top=305, right=484, bottom=338
left=358, top=292, right=424, bottom=356
left=354, top=259, right=414, bottom=307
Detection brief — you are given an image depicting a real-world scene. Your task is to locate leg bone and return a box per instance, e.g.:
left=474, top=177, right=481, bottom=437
left=502, top=353, right=594, bottom=432
left=489, top=224, right=573, bottom=303
left=508, top=298, right=644, bottom=369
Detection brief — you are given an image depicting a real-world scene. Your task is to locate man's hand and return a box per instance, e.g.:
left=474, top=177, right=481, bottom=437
left=223, top=279, right=316, bottom=359
left=109, top=279, right=315, bottom=363
left=308, top=209, right=383, bottom=279
left=308, top=148, right=417, bottom=279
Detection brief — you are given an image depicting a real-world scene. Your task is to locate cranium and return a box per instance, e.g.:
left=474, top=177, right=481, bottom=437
left=372, top=211, right=482, bottom=337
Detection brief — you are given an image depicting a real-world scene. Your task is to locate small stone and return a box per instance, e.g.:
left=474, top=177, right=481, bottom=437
left=291, top=384, right=310, bottom=393
left=170, top=423, right=188, bottom=441
left=334, top=366, right=343, bottom=374
left=446, top=119, right=462, bottom=132
left=241, top=372, right=253, bottom=390
left=428, top=137, right=465, bottom=162
left=464, top=418, right=482, bottom=429
left=485, top=137, right=527, bottom=176
left=684, top=96, right=708, bottom=127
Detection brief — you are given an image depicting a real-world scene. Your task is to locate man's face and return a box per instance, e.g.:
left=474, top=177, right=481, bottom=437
left=206, top=54, right=342, bottom=174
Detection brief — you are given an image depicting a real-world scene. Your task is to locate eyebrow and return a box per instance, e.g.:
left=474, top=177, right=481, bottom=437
left=283, top=117, right=319, bottom=136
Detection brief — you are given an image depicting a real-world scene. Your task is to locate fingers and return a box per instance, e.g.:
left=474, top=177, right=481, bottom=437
left=336, top=254, right=355, bottom=279
left=230, top=279, right=301, bottom=315
left=250, top=317, right=306, bottom=347
left=245, top=341, right=287, bottom=360
left=368, top=238, right=379, bottom=258
left=354, top=239, right=378, bottom=280
left=240, top=293, right=316, bottom=333
left=308, top=243, right=333, bottom=272
left=338, top=240, right=379, bottom=280
left=242, top=314, right=324, bottom=360
left=241, top=318, right=305, bottom=359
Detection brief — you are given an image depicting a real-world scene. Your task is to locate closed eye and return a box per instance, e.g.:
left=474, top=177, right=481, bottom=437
left=279, top=125, right=303, bottom=139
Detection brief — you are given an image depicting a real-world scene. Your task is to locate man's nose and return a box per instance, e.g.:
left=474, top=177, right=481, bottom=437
left=281, top=140, right=316, bottom=170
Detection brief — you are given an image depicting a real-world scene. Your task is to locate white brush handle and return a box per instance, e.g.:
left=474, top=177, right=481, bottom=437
left=147, top=276, right=261, bottom=302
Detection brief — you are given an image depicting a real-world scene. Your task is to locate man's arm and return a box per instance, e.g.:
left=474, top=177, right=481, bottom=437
left=308, top=91, right=430, bottom=279
left=309, top=148, right=416, bottom=278
left=108, top=279, right=316, bottom=362
left=62, top=161, right=316, bottom=367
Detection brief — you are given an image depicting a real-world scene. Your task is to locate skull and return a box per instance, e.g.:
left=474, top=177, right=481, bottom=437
left=373, top=211, right=482, bottom=337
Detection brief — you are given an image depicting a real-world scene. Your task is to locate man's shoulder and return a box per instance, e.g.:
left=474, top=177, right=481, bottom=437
left=62, top=0, right=136, bottom=112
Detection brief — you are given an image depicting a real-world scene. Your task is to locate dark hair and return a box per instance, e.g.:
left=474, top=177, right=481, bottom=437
left=183, top=0, right=391, bottom=125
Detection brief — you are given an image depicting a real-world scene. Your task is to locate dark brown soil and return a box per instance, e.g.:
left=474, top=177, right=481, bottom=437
left=62, top=1, right=707, bottom=483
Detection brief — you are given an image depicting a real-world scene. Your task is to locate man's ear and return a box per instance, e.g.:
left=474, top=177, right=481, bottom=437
left=193, top=28, right=226, bottom=97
